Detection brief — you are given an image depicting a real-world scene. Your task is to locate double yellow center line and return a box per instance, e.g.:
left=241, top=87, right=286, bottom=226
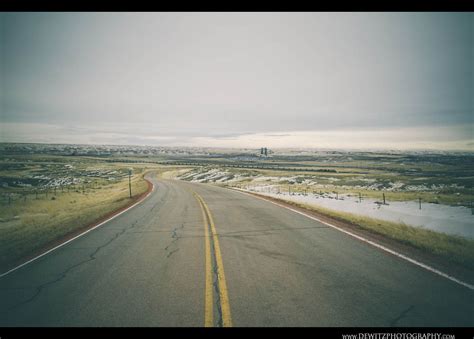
left=194, top=192, right=232, bottom=327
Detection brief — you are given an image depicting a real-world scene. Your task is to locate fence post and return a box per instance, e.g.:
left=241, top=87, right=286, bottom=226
left=383, top=193, right=386, bottom=205
left=419, top=197, right=421, bottom=210
left=359, top=192, right=361, bottom=203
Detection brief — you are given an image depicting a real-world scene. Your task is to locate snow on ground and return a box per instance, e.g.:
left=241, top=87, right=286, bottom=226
left=177, top=168, right=473, bottom=238
left=246, top=185, right=474, bottom=239
left=179, top=168, right=232, bottom=183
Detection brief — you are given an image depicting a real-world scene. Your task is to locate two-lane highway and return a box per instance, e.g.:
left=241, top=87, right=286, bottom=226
left=0, top=174, right=473, bottom=326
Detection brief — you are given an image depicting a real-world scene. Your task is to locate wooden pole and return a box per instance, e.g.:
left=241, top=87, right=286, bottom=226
left=129, top=170, right=132, bottom=198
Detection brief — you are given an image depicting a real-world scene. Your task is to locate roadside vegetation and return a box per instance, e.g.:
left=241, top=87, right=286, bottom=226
left=1, top=143, right=472, bottom=273
left=0, top=155, right=154, bottom=272
left=176, top=165, right=474, bottom=207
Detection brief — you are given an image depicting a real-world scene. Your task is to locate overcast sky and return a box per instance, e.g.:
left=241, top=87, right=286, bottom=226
left=0, top=12, right=472, bottom=150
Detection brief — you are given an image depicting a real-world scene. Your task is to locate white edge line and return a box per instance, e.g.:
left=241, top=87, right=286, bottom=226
left=230, top=188, right=474, bottom=291
left=0, top=181, right=155, bottom=279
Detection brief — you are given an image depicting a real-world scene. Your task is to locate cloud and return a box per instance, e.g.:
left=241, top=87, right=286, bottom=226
left=1, top=122, right=472, bottom=151
left=2, top=12, right=472, bottom=133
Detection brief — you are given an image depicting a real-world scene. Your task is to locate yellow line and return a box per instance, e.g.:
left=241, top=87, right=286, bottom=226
left=194, top=193, right=214, bottom=327
left=197, top=194, right=233, bottom=327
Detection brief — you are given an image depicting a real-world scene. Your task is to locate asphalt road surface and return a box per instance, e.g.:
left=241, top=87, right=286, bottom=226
left=0, top=174, right=473, bottom=326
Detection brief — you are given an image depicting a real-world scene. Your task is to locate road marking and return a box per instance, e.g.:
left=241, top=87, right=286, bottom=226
left=231, top=189, right=474, bottom=291
left=194, top=193, right=214, bottom=327
left=194, top=192, right=233, bottom=327
left=0, top=178, right=156, bottom=279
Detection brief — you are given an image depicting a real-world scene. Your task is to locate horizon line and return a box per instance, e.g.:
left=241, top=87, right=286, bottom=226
left=1, top=140, right=473, bottom=153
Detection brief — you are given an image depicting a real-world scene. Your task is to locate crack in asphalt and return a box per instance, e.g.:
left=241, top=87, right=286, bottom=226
left=162, top=204, right=188, bottom=259
left=166, top=248, right=180, bottom=258
left=164, top=222, right=185, bottom=259
left=242, top=243, right=317, bottom=268
left=3, top=225, right=130, bottom=312
left=389, top=305, right=415, bottom=326
left=1, top=204, right=156, bottom=313
left=198, top=198, right=224, bottom=327
left=211, top=242, right=224, bottom=327
left=0, top=179, right=179, bottom=314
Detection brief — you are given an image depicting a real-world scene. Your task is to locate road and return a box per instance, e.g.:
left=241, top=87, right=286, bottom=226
left=0, top=173, right=473, bottom=326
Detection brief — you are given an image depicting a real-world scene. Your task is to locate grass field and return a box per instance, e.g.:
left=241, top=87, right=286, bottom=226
left=1, top=144, right=472, bottom=273
left=176, top=165, right=474, bottom=207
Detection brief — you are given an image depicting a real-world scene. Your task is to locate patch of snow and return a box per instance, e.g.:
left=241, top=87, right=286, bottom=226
left=245, top=186, right=474, bottom=239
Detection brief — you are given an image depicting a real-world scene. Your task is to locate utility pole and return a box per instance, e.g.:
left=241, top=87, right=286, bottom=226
left=128, top=168, right=132, bottom=198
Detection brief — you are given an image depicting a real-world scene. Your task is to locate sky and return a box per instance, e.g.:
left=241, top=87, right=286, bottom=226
left=0, top=12, right=472, bottom=150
